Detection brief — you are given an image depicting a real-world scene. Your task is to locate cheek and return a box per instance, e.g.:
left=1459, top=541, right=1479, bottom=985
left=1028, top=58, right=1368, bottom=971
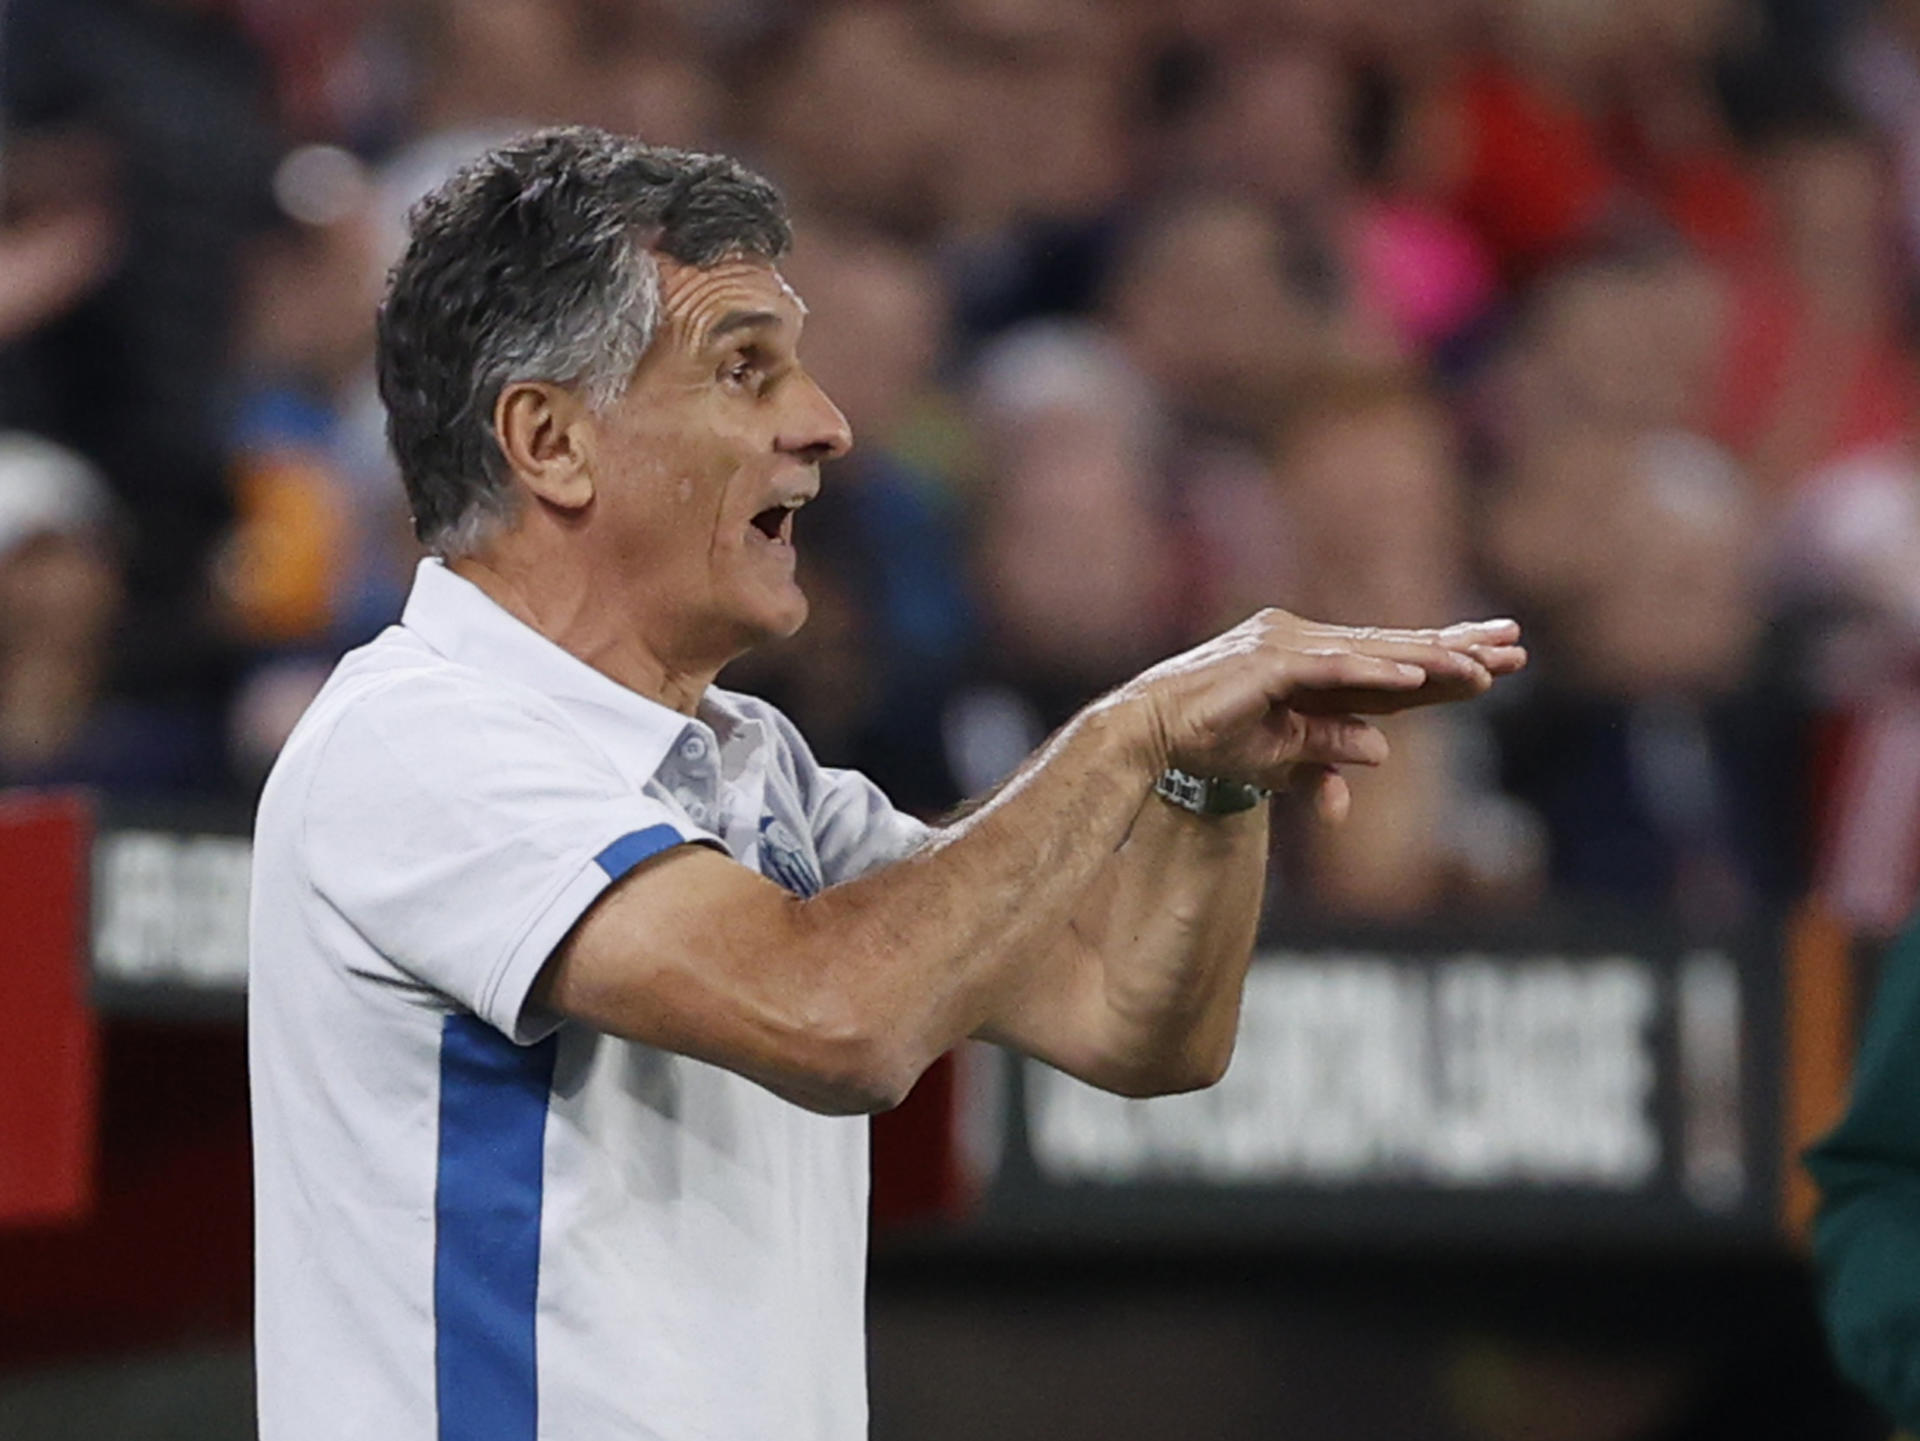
left=710, top=455, right=787, bottom=538
left=598, top=397, right=776, bottom=564
left=602, top=426, right=712, bottom=532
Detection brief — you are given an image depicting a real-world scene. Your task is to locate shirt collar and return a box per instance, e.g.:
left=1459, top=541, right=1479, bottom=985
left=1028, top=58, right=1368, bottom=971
left=400, top=557, right=722, bottom=787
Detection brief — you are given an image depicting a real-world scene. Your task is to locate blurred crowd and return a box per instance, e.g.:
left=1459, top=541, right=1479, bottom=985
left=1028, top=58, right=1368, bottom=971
left=5, top=0, right=1920, bottom=932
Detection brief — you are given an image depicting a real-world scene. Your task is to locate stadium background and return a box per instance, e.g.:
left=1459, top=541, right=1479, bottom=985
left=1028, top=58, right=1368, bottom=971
left=1, top=0, right=1916, bottom=1435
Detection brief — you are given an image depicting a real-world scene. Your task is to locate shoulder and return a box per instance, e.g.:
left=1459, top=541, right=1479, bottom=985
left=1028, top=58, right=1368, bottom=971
left=311, top=630, right=574, bottom=749
left=261, top=629, right=604, bottom=832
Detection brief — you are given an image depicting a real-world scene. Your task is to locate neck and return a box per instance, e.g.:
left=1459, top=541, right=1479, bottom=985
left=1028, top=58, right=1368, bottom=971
left=448, top=553, right=724, bottom=716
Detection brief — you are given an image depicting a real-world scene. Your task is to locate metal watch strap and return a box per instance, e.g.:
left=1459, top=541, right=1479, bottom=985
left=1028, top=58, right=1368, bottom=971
left=1153, top=767, right=1265, bottom=816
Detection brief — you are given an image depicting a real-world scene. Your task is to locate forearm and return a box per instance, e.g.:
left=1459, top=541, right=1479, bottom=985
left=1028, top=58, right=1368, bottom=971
left=777, top=697, right=1165, bottom=1094
left=978, top=791, right=1269, bottom=1094
left=1090, top=793, right=1269, bottom=1084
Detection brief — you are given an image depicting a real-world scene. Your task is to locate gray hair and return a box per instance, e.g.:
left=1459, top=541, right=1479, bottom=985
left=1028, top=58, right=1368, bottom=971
left=376, top=128, right=792, bottom=556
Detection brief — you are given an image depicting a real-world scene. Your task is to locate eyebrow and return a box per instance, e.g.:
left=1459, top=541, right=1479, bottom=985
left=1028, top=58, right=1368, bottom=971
left=706, top=310, right=785, bottom=344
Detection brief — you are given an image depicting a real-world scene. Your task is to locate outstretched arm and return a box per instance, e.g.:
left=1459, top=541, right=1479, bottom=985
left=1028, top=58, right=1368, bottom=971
left=533, top=611, right=1521, bottom=1115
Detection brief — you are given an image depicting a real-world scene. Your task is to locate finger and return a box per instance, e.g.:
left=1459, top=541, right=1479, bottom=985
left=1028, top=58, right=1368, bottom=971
left=1278, top=649, right=1427, bottom=698
left=1468, top=643, right=1528, bottom=676
left=1291, top=688, right=1424, bottom=717
left=1237, top=714, right=1385, bottom=786
left=1262, top=763, right=1350, bottom=821
left=1298, top=617, right=1520, bottom=650
left=1313, top=767, right=1350, bottom=824
left=1438, top=618, right=1521, bottom=646
left=1298, top=635, right=1495, bottom=685
left=1412, top=650, right=1495, bottom=692
left=1284, top=711, right=1389, bottom=768
left=1291, top=657, right=1494, bottom=716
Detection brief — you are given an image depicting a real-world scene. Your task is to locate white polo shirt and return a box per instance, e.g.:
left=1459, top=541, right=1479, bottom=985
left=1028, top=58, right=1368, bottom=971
left=249, top=559, right=929, bottom=1441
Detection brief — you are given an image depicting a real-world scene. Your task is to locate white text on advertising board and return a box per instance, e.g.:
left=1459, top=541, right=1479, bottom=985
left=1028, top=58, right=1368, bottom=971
left=1026, top=953, right=1660, bottom=1188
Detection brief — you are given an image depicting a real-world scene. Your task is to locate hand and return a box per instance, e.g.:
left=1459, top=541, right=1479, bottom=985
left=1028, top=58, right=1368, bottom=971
left=0, top=203, right=120, bottom=343
left=1111, top=609, right=1525, bottom=795
left=1285, top=619, right=1526, bottom=714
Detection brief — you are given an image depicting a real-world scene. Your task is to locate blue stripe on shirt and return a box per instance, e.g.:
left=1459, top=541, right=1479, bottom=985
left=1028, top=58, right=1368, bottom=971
left=594, top=824, right=685, bottom=881
left=435, top=1015, right=559, bottom=1441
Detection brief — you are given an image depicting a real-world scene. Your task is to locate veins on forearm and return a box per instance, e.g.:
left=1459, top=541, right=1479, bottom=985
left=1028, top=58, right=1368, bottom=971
left=1097, top=804, right=1268, bottom=1010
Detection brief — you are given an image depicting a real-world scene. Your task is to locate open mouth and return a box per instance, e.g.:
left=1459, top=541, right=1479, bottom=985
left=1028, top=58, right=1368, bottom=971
left=749, top=501, right=797, bottom=545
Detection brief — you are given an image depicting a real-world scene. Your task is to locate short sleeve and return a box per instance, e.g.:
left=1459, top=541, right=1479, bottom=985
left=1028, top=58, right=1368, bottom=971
left=299, top=675, right=716, bottom=1043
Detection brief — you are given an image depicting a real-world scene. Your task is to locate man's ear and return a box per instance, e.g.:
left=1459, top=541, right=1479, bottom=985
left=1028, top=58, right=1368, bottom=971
left=494, top=381, right=594, bottom=513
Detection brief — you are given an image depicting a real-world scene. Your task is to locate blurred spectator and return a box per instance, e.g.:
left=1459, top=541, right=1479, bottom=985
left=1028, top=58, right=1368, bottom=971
left=1484, top=250, right=1804, bottom=922
left=1106, top=193, right=1327, bottom=436
left=756, top=2, right=1138, bottom=342
left=1791, top=440, right=1920, bottom=935
left=0, top=434, right=117, bottom=781
left=932, top=0, right=1139, bottom=337
left=1707, top=115, right=1913, bottom=501
left=221, top=144, right=413, bottom=781
left=239, top=0, right=409, bottom=149
left=969, top=324, right=1178, bottom=732
left=0, top=0, right=1893, bottom=924
left=1271, top=370, right=1543, bottom=915
left=0, top=0, right=279, bottom=706
left=1154, top=37, right=1454, bottom=366
left=1837, top=0, right=1920, bottom=282
left=0, top=180, right=119, bottom=347
left=1424, top=0, right=1764, bottom=277
left=403, top=0, right=591, bottom=139
left=0, top=432, right=214, bottom=792
left=584, top=44, right=724, bottom=155
left=754, top=5, right=952, bottom=238
left=1180, top=40, right=1356, bottom=209
left=1707, top=96, right=1920, bottom=935
left=225, top=145, right=405, bottom=649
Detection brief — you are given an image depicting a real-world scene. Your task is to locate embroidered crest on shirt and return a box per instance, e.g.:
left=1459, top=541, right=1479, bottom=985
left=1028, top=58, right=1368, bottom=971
left=758, top=815, right=821, bottom=897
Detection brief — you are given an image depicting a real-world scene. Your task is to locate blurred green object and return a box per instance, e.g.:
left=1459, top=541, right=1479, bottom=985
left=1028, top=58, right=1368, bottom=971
left=1809, top=913, right=1920, bottom=1433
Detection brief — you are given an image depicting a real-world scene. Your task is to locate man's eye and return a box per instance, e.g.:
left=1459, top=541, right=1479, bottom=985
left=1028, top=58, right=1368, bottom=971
left=724, top=355, right=759, bottom=387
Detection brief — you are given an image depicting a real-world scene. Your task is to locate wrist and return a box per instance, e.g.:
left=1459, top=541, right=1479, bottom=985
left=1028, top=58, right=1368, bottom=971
left=1083, top=687, right=1169, bottom=778
left=1154, top=767, right=1267, bottom=817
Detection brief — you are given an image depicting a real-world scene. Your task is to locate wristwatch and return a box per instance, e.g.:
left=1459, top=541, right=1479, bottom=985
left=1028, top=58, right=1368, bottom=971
left=1153, top=767, right=1266, bottom=816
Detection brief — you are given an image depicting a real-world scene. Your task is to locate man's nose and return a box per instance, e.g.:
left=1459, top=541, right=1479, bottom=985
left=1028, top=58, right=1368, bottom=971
left=779, top=372, right=853, bottom=464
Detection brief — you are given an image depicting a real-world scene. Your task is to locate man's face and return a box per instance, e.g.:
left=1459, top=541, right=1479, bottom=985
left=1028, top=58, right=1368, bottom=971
left=585, top=255, right=851, bottom=661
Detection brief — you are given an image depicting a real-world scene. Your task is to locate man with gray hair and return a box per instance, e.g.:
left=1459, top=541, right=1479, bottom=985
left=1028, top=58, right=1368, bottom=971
left=248, top=127, right=1524, bottom=1439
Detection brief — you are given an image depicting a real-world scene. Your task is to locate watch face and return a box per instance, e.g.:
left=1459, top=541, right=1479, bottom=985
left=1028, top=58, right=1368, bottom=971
left=1158, top=768, right=1257, bottom=815
left=1156, top=768, right=1263, bottom=815
left=1155, top=770, right=1204, bottom=810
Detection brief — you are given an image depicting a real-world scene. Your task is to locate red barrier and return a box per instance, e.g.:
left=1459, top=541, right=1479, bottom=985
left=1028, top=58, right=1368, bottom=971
left=0, top=790, right=98, bottom=1227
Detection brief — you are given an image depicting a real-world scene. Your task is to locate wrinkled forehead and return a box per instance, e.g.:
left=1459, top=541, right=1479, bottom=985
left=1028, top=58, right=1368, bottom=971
left=655, top=253, right=808, bottom=352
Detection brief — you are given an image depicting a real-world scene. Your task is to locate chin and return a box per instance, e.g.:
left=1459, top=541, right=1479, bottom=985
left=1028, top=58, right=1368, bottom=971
left=776, top=587, right=811, bottom=636
left=735, top=588, right=810, bottom=648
